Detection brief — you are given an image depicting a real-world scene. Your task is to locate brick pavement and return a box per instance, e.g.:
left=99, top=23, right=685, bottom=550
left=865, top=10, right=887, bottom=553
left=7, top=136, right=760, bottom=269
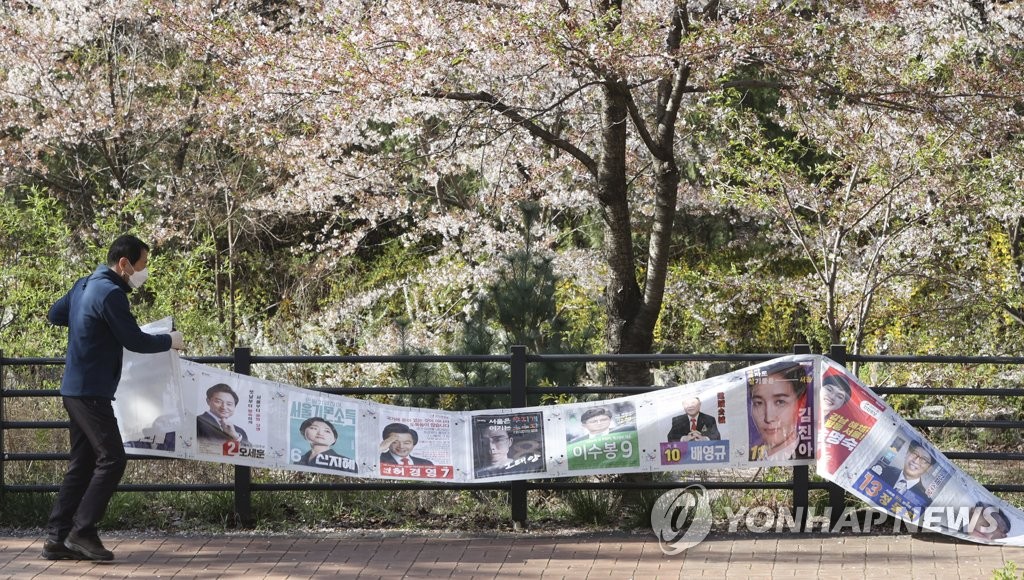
left=1, top=531, right=1023, bottom=579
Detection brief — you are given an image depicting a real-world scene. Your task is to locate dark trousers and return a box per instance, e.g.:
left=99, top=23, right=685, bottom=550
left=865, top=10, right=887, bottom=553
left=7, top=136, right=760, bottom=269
left=46, top=397, right=128, bottom=541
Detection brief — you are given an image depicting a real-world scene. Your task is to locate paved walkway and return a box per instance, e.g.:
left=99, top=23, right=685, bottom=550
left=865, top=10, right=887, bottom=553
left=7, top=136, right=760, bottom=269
left=1, top=531, right=1022, bottom=579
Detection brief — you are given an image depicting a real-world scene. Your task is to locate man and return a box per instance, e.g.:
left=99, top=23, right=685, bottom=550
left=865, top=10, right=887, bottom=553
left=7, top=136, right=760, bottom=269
left=294, top=417, right=357, bottom=473
left=667, top=397, right=721, bottom=442
left=748, top=363, right=809, bottom=461
left=879, top=441, right=935, bottom=507
left=474, top=423, right=543, bottom=478
left=569, top=407, right=632, bottom=442
left=196, top=383, right=249, bottom=450
left=43, top=234, right=184, bottom=562
left=476, top=424, right=513, bottom=475
left=378, top=422, right=433, bottom=466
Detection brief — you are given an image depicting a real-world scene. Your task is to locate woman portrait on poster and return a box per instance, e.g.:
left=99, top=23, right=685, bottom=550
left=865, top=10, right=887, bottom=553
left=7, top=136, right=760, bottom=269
left=294, top=417, right=357, bottom=474
left=748, top=363, right=811, bottom=462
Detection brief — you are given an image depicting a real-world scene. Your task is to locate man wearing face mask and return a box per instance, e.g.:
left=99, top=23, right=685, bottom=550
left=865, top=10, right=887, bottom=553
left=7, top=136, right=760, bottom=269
left=41, top=234, right=184, bottom=562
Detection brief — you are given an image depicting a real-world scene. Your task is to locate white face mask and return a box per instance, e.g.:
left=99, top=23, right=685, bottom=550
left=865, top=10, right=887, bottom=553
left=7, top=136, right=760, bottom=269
left=127, top=267, right=149, bottom=289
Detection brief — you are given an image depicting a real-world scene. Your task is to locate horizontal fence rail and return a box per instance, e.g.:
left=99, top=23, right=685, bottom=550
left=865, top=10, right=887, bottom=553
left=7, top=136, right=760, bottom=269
left=3, top=344, right=1024, bottom=530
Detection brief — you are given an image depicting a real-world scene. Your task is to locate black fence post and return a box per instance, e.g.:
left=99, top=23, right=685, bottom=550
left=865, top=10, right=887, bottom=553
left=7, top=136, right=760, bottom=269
left=793, top=343, right=811, bottom=531
left=509, top=345, right=528, bottom=529
left=233, top=347, right=254, bottom=528
left=0, top=349, right=5, bottom=499
left=826, top=344, right=848, bottom=529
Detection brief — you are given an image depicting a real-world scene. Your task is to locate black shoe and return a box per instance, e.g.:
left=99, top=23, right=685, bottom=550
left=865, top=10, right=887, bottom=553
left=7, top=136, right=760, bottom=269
left=41, top=539, right=82, bottom=560
left=64, top=533, right=114, bottom=561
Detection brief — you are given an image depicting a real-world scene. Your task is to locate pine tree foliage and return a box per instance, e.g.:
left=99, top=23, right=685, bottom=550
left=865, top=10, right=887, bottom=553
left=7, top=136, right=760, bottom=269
left=455, top=202, right=589, bottom=390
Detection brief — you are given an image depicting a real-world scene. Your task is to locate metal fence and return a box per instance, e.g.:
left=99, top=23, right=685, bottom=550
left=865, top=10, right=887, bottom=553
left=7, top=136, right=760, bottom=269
left=3, top=344, right=1024, bottom=530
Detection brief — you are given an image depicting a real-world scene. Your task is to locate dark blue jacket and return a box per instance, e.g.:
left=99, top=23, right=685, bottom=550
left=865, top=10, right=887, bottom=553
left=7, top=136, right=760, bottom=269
left=48, top=264, right=171, bottom=399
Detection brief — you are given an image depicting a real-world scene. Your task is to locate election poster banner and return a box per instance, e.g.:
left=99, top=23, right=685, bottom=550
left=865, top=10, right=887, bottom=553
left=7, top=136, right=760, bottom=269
left=288, top=392, right=359, bottom=475
left=116, top=317, right=181, bottom=456
left=111, top=318, right=1024, bottom=545
left=189, top=367, right=270, bottom=464
left=816, top=358, right=1024, bottom=543
left=470, top=412, right=546, bottom=479
left=745, top=359, right=815, bottom=463
left=564, top=401, right=639, bottom=472
left=816, top=365, right=884, bottom=476
left=375, top=407, right=456, bottom=480
left=640, top=374, right=735, bottom=470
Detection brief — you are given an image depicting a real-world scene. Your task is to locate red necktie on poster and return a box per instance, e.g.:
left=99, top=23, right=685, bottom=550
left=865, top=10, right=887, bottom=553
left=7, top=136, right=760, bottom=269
left=690, top=417, right=697, bottom=431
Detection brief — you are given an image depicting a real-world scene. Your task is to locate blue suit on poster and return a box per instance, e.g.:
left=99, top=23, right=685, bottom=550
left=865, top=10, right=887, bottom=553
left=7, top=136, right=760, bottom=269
left=879, top=465, right=932, bottom=507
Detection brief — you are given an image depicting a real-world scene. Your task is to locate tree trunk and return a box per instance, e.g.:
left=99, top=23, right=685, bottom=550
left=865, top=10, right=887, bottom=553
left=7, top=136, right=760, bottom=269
left=596, top=81, right=649, bottom=386
left=598, top=69, right=684, bottom=386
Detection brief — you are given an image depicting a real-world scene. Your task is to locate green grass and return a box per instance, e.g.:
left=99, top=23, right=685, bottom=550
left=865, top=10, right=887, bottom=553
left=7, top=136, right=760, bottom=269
left=993, top=561, right=1022, bottom=580
left=559, top=487, right=620, bottom=526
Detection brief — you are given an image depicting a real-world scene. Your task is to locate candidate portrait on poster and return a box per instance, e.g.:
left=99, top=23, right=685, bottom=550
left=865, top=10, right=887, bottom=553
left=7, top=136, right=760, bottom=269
left=195, top=380, right=266, bottom=460
left=746, top=360, right=814, bottom=462
left=377, top=412, right=455, bottom=480
left=115, top=317, right=182, bottom=453
left=565, top=402, right=639, bottom=471
left=289, top=397, right=358, bottom=473
left=667, top=396, right=720, bottom=442
left=197, top=383, right=250, bottom=449
left=657, top=390, right=731, bottom=468
left=123, top=413, right=178, bottom=452
left=856, top=431, right=951, bottom=521
left=817, top=366, right=883, bottom=475
left=472, top=412, right=545, bottom=479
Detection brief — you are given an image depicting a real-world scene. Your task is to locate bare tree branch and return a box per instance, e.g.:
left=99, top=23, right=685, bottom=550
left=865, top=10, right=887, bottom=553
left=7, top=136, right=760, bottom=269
left=423, top=89, right=599, bottom=176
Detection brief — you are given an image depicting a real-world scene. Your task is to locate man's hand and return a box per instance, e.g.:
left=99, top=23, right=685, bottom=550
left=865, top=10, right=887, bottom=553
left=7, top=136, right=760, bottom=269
left=379, top=434, right=398, bottom=453
left=169, top=330, right=184, bottom=350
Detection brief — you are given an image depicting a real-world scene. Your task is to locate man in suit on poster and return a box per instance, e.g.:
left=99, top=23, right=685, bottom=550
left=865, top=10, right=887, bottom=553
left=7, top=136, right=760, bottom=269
left=667, top=397, right=721, bottom=442
left=378, top=422, right=433, bottom=466
left=196, top=383, right=249, bottom=448
left=569, top=407, right=635, bottom=443
left=879, top=441, right=935, bottom=507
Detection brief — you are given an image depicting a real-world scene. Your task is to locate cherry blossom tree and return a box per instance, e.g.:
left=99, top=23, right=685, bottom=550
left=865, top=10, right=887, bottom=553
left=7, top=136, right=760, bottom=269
left=0, top=0, right=306, bottom=348
left=143, top=0, right=823, bottom=384
left=5, top=0, right=1023, bottom=383
left=180, top=0, right=1021, bottom=380
left=710, top=0, right=1024, bottom=357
